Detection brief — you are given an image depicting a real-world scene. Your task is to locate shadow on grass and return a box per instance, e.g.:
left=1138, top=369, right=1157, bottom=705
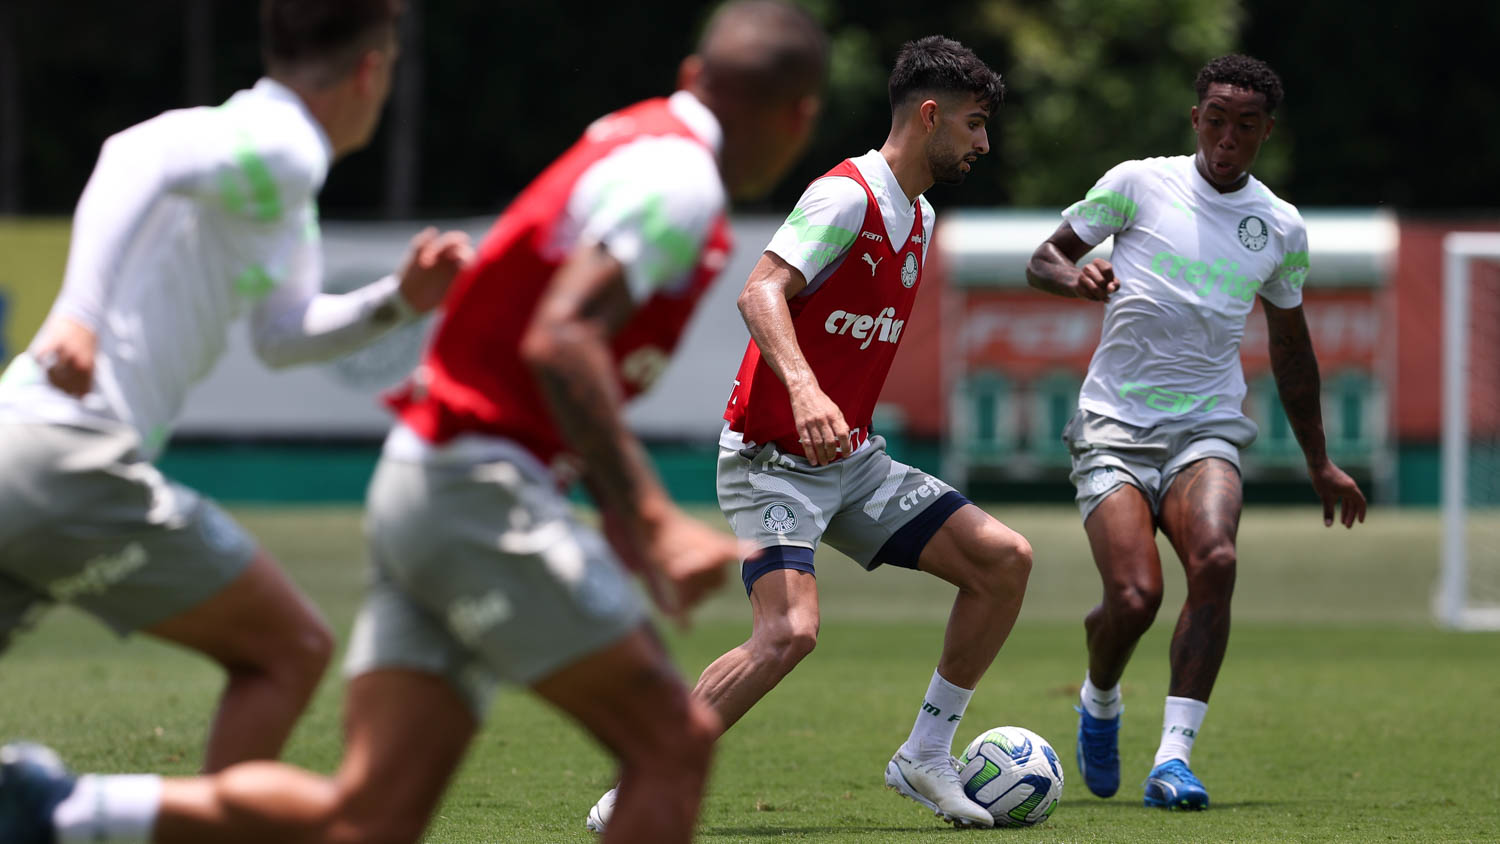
left=702, top=825, right=970, bottom=838
left=1064, top=800, right=1291, bottom=810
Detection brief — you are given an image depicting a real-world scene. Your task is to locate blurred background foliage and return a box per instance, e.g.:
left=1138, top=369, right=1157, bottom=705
left=0, top=0, right=1493, bottom=217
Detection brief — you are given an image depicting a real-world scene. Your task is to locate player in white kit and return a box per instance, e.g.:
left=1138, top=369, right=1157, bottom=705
left=0, top=0, right=470, bottom=772
left=1024, top=54, right=1366, bottom=810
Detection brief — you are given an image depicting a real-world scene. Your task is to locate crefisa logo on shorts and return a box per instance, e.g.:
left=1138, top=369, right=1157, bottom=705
left=762, top=502, right=798, bottom=534
left=1237, top=215, right=1269, bottom=251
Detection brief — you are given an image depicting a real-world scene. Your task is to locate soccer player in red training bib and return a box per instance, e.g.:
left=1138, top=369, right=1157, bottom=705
left=0, top=4, right=827, bottom=844
left=1025, top=55, right=1366, bottom=810
left=589, top=36, right=1030, bottom=832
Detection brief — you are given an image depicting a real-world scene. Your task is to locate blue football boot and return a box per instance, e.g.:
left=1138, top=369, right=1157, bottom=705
left=0, top=742, right=75, bottom=844
left=1143, top=758, right=1209, bottom=809
left=1075, top=706, right=1121, bottom=798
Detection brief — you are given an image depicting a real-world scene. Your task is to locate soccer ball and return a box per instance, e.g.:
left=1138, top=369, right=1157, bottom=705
left=957, top=725, right=1063, bottom=827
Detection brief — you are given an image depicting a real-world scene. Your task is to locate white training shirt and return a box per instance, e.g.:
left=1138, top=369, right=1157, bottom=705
left=0, top=78, right=416, bottom=459
left=562, top=90, right=727, bottom=303
left=1065, top=154, right=1309, bottom=428
left=766, top=149, right=934, bottom=294
left=719, top=148, right=935, bottom=453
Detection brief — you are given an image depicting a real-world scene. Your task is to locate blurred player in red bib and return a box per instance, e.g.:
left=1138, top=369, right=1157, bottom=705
left=0, top=4, right=828, bottom=844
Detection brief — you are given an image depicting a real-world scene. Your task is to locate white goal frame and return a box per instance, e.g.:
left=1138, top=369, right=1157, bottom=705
left=1436, top=232, right=1500, bottom=630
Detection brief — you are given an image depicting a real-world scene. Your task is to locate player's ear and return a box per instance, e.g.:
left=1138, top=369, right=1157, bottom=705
left=350, top=49, right=383, bottom=96
left=789, top=94, right=820, bottom=135
left=1190, top=104, right=1200, bottom=130
left=920, top=99, right=939, bottom=132
left=677, top=55, right=704, bottom=93
left=1262, top=114, right=1275, bottom=142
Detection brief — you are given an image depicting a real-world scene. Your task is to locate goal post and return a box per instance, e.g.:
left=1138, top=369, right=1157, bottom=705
left=1437, top=232, right=1500, bottom=630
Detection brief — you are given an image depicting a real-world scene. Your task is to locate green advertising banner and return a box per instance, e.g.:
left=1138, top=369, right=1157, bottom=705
left=0, top=219, right=71, bottom=364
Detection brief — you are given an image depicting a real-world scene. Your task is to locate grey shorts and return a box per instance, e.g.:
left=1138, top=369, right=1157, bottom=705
left=0, top=422, right=257, bottom=652
left=343, top=453, right=648, bottom=718
left=1063, top=409, right=1258, bottom=521
left=716, top=435, right=971, bottom=593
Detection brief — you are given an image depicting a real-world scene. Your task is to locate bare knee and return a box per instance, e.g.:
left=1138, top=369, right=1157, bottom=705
left=1185, top=542, right=1237, bottom=596
left=961, top=523, right=1033, bottom=598
left=229, top=611, right=335, bottom=693
left=1103, top=575, right=1163, bottom=628
left=751, top=616, right=818, bottom=675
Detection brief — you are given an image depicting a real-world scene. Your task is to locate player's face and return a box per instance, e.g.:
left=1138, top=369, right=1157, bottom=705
left=1191, top=83, right=1274, bottom=192
left=732, top=95, right=822, bottom=200
left=348, top=31, right=400, bottom=153
left=926, top=94, right=990, bottom=186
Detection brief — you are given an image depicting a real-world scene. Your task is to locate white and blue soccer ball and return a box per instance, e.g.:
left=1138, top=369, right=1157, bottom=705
left=957, top=725, right=1063, bottom=827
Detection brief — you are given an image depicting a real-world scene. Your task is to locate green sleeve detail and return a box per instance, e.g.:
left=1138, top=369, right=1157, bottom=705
left=218, top=130, right=283, bottom=222
left=234, top=264, right=278, bottom=300
left=1277, top=251, right=1310, bottom=290
left=638, top=194, right=698, bottom=287
left=781, top=206, right=857, bottom=251
left=1066, top=187, right=1139, bottom=229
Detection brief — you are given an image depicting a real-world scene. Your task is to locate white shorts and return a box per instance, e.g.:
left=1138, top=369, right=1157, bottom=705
left=1063, top=409, right=1259, bottom=521
left=0, top=422, right=256, bottom=651
left=344, top=453, right=648, bottom=718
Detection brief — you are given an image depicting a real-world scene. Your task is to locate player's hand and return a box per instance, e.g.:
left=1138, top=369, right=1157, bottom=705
left=788, top=380, right=850, bottom=466
left=396, top=227, right=474, bottom=313
left=1076, top=258, right=1118, bottom=302
left=32, top=316, right=98, bottom=397
left=1308, top=458, right=1366, bottom=528
left=633, top=506, right=747, bottom=627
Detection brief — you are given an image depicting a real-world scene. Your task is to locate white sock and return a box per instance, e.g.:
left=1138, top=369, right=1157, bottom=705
left=1154, top=696, right=1208, bottom=766
left=1080, top=673, right=1122, bottom=719
left=900, top=670, right=974, bottom=758
left=53, top=774, right=162, bottom=844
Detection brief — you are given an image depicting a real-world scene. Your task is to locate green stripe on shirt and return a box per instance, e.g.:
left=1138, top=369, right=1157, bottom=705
left=781, top=206, right=857, bottom=250
left=232, top=131, right=283, bottom=222
left=1067, top=188, right=1139, bottom=228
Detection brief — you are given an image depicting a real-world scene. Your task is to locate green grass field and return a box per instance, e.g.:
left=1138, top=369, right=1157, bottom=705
left=2, top=504, right=1497, bottom=842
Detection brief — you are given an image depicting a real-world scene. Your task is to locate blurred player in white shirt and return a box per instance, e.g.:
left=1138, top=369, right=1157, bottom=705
left=0, top=0, right=469, bottom=772
left=0, top=3, right=829, bottom=844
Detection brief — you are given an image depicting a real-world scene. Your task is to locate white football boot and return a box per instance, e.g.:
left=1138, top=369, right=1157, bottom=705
left=584, top=787, right=616, bottom=834
left=884, top=749, right=994, bottom=828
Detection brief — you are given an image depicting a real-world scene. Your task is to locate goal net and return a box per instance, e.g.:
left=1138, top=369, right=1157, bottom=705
left=1437, top=233, right=1500, bottom=630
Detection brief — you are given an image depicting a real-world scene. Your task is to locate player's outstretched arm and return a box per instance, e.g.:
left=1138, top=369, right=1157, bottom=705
left=1264, top=300, right=1367, bottom=528
left=1025, top=222, right=1118, bottom=302
left=738, top=252, right=850, bottom=465
left=523, top=242, right=737, bottom=623
left=249, top=227, right=471, bottom=368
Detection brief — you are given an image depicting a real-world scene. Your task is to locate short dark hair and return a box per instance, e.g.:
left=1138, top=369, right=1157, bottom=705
left=261, top=0, right=401, bottom=83
left=696, top=0, right=829, bottom=105
left=1195, top=54, right=1284, bottom=114
left=888, top=36, right=1004, bottom=115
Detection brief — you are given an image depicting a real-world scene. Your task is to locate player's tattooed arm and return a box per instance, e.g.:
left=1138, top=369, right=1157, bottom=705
left=1264, top=300, right=1367, bottom=527
left=523, top=242, right=733, bottom=617
left=1264, top=301, right=1327, bottom=463
left=523, top=242, right=661, bottom=519
left=1025, top=222, right=1119, bottom=302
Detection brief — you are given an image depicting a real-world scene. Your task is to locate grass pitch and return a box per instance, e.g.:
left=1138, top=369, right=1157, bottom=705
left=2, top=504, right=1497, bottom=842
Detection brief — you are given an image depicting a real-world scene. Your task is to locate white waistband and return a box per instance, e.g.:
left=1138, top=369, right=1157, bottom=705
left=382, top=422, right=557, bottom=486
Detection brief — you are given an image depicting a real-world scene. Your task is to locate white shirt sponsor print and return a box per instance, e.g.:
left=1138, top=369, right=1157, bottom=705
left=48, top=543, right=149, bottom=602
left=823, top=307, right=904, bottom=350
